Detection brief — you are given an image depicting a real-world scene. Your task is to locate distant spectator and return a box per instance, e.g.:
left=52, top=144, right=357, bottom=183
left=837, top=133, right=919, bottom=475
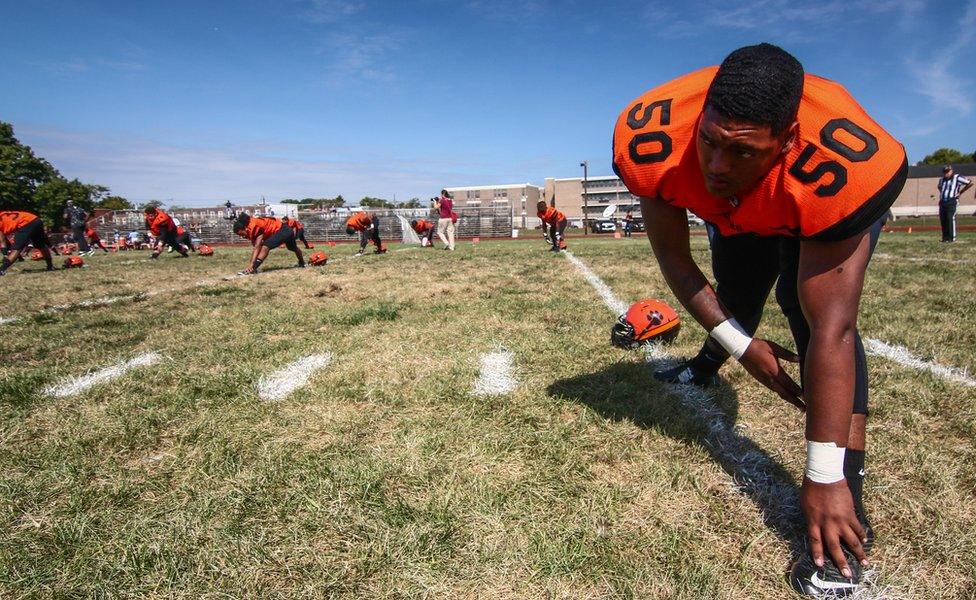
left=623, top=210, right=634, bottom=237
left=63, top=200, right=91, bottom=254
left=435, top=189, right=456, bottom=251
left=937, top=165, right=972, bottom=242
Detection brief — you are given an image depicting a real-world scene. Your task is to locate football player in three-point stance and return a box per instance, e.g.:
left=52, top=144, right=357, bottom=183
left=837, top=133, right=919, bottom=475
left=612, top=43, right=907, bottom=596
left=282, top=216, right=314, bottom=249
left=410, top=218, right=437, bottom=247
left=345, top=211, right=386, bottom=255
left=536, top=201, right=568, bottom=252
left=233, top=213, right=305, bottom=275
left=144, top=207, right=189, bottom=259
left=0, top=211, right=55, bottom=275
left=85, top=226, right=111, bottom=253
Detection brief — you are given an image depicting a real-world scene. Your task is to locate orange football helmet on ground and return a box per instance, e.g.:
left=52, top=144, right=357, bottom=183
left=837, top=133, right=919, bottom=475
left=198, top=244, right=214, bottom=256
left=62, top=256, right=84, bottom=269
left=310, top=251, right=328, bottom=266
left=611, top=299, right=681, bottom=348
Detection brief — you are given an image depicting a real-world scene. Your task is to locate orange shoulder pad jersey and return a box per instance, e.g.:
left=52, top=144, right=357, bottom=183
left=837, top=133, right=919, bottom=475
left=239, top=217, right=281, bottom=242
left=612, top=67, right=907, bottom=240
left=413, top=219, right=432, bottom=233
left=346, top=211, right=372, bottom=231
left=290, top=219, right=304, bottom=231
left=0, top=211, right=40, bottom=235
left=145, top=210, right=176, bottom=236
left=86, top=227, right=99, bottom=240
left=537, top=206, right=566, bottom=225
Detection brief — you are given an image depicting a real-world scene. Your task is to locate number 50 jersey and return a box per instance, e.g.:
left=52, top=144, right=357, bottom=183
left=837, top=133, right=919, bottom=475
left=612, top=67, right=907, bottom=240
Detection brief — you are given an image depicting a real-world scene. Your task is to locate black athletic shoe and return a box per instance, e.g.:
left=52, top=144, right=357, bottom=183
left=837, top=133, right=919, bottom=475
left=653, top=360, right=719, bottom=387
left=789, top=547, right=863, bottom=597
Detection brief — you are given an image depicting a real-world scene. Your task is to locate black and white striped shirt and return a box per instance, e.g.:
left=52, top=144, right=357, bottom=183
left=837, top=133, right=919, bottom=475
left=938, top=174, right=971, bottom=202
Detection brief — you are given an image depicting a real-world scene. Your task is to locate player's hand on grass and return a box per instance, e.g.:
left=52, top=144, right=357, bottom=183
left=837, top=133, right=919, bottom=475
left=801, top=479, right=869, bottom=577
left=738, top=338, right=805, bottom=411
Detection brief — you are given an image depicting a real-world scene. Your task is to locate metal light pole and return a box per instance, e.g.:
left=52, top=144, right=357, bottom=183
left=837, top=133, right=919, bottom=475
left=580, top=161, right=589, bottom=235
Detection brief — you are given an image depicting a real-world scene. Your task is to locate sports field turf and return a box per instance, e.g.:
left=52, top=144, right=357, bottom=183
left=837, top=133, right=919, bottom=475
left=1, top=232, right=974, bottom=598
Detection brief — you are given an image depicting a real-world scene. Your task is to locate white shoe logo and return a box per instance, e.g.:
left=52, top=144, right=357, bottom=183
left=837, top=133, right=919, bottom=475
left=810, top=572, right=857, bottom=591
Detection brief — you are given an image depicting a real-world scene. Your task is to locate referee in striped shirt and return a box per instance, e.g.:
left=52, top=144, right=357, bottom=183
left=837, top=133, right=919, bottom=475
left=937, top=165, right=972, bottom=242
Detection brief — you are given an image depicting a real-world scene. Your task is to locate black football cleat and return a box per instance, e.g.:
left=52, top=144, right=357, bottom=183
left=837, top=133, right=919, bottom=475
left=653, top=360, right=719, bottom=387
left=788, top=547, right=863, bottom=597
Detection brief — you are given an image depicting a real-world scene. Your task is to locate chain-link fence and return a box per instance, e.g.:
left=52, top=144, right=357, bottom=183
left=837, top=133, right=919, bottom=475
left=89, top=206, right=514, bottom=244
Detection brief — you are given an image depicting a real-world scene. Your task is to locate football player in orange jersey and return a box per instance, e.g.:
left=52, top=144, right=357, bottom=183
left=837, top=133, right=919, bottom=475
left=410, top=218, right=436, bottom=247
left=0, top=211, right=55, bottom=274
left=282, top=216, right=314, bottom=249
left=85, top=226, right=110, bottom=253
left=233, top=213, right=305, bottom=274
left=536, top=201, right=568, bottom=252
left=613, top=44, right=907, bottom=596
left=174, top=226, right=197, bottom=253
left=144, top=207, right=189, bottom=259
left=345, top=211, right=386, bottom=255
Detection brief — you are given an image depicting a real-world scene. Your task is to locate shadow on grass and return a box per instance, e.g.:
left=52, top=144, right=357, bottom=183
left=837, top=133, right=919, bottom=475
left=547, top=358, right=806, bottom=552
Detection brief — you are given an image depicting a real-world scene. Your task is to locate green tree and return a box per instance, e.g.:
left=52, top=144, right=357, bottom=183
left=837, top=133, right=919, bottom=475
left=360, top=196, right=393, bottom=208
left=0, top=121, right=59, bottom=210
left=281, top=199, right=301, bottom=204
left=98, top=195, right=134, bottom=210
left=139, top=200, right=164, bottom=210
left=402, top=197, right=423, bottom=208
left=33, top=179, right=107, bottom=228
left=918, top=148, right=976, bottom=166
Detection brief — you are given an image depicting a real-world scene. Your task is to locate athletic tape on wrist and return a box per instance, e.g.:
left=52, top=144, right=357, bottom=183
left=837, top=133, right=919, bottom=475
left=805, top=441, right=846, bottom=484
left=709, top=318, right=752, bottom=360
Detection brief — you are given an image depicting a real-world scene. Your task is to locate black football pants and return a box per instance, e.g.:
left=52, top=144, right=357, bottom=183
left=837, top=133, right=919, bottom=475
left=697, top=218, right=884, bottom=415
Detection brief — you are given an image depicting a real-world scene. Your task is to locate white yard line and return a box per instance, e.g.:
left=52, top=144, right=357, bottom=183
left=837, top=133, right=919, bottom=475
left=257, top=353, right=333, bottom=401
left=471, top=349, right=518, bottom=396
left=865, top=338, right=976, bottom=388
left=562, top=250, right=628, bottom=315
left=873, top=252, right=972, bottom=265
left=44, top=352, right=164, bottom=398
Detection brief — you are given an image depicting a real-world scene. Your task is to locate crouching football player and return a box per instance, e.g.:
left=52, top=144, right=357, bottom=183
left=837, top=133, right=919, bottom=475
left=86, top=226, right=110, bottom=253
left=175, top=226, right=196, bottom=253
left=282, top=216, right=314, bottom=249
left=537, top=201, right=567, bottom=252
left=0, top=211, right=55, bottom=274
left=345, top=211, right=386, bottom=255
left=233, top=213, right=305, bottom=274
left=144, top=207, right=189, bottom=259
left=411, top=218, right=436, bottom=247
left=612, top=43, right=907, bottom=596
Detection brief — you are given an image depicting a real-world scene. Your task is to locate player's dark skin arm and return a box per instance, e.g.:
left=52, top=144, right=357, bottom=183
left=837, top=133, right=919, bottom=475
left=797, top=231, right=871, bottom=576
left=245, top=234, right=269, bottom=272
left=640, top=195, right=804, bottom=408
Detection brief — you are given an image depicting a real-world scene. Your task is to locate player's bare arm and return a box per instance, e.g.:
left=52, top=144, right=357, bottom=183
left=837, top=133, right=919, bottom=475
left=797, top=231, right=873, bottom=576
left=642, top=195, right=803, bottom=406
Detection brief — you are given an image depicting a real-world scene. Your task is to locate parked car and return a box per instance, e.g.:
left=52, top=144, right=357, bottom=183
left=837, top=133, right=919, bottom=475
left=590, top=220, right=616, bottom=234
left=629, top=218, right=646, bottom=233
left=687, top=212, right=705, bottom=226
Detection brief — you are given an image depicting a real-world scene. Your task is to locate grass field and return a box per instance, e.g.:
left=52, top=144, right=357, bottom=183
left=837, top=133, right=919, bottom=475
left=1, top=232, right=974, bottom=598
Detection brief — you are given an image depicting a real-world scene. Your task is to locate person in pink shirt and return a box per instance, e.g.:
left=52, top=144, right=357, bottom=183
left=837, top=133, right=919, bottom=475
left=434, top=189, right=456, bottom=250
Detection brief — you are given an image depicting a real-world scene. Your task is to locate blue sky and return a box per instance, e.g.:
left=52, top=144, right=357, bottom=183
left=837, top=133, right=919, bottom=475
left=2, top=0, right=974, bottom=206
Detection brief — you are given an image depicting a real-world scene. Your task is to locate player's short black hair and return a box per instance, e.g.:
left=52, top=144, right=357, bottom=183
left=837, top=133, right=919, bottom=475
left=705, top=43, right=804, bottom=135
left=345, top=226, right=355, bottom=235
left=232, top=213, right=250, bottom=233
left=410, top=220, right=418, bottom=228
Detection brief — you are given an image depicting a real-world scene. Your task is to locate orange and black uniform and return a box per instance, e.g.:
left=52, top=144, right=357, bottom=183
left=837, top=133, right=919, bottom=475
left=612, top=66, right=908, bottom=416
left=346, top=211, right=384, bottom=252
left=0, top=211, right=50, bottom=252
left=174, top=226, right=196, bottom=251
left=237, top=216, right=298, bottom=251
left=283, top=217, right=312, bottom=247
left=537, top=206, right=567, bottom=250
left=86, top=227, right=110, bottom=252
left=0, top=211, right=53, bottom=272
left=412, top=218, right=435, bottom=246
left=144, top=209, right=185, bottom=255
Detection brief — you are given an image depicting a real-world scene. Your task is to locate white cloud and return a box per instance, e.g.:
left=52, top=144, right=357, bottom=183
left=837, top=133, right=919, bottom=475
left=18, top=127, right=483, bottom=205
left=905, top=0, right=975, bottom=116
left=297, top=0, right=365, bottom=23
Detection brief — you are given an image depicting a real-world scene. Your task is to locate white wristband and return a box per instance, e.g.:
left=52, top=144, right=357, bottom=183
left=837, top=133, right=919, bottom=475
left=805, top=441, right=846, bottom=484
left=709, top=318, right=752, bottom=360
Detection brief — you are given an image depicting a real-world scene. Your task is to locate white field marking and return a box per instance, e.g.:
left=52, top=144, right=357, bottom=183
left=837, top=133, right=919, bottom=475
left=564, top=251, right=801, bottom=524
left=865, top=339, right=976, bottom=388
left=44, top=352, right=164, bottom=398
left=563, top=251, right=905, bottom=597
left=257, top=353, right=332, bottom=402
left=471, top=349, right=518, bottom=396
left=0, top=316, right=20, bottom=325
left=562, top=250, right=628, bottom=315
